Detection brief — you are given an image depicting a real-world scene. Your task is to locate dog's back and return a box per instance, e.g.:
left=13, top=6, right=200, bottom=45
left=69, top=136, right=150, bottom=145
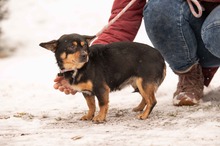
left=87, top=42, right=166, bottom=91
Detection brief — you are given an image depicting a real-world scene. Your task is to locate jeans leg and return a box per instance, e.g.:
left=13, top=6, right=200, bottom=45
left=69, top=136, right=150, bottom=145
left=143, top=0, right=220, bottom=71
left=200, top=5, right=220, bottom=67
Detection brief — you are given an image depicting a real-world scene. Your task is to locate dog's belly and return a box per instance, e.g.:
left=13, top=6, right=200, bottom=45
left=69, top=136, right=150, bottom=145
left=117, top=76, right=137, bottom=90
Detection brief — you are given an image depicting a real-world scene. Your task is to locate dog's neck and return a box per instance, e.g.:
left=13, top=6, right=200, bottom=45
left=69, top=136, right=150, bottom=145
left=60, top=68, right=78, bottom=83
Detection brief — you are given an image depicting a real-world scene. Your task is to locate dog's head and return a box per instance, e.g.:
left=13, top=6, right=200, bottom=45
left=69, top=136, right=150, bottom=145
left=39, top=33, right=96, bottom=71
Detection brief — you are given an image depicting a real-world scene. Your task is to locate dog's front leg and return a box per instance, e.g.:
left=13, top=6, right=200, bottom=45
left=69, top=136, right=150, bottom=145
left=92, top=85, right=110, bottom=124
left=81, top=94, right=96, bottom=121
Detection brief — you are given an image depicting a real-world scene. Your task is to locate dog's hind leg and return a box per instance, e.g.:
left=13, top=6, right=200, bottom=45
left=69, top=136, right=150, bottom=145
left=136, top=78, right=157, bottom=120
left=131, top=82, right=146, bottom=112
left=80, top=93, right=96, bottom=121
left=132, top=97, right=146, bottom=112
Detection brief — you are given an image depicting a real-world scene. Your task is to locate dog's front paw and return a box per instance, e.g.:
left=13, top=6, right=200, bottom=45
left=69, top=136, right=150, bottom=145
left=92, top=115, right=106, bottom=124
left=80, top=114, right=94, bottom=121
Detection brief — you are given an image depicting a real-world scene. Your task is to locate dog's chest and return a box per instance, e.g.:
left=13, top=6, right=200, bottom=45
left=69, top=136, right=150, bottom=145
left=64, top=71, right=94, bottom=95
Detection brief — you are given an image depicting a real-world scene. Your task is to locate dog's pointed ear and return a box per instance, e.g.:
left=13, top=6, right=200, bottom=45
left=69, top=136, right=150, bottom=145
left=39, top=40, right=58, bottom=53
left=82, top=35, right=96, bottom=45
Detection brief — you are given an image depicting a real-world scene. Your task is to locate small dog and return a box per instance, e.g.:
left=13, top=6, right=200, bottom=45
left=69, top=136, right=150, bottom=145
left=40, top=33, right=166, bottom=123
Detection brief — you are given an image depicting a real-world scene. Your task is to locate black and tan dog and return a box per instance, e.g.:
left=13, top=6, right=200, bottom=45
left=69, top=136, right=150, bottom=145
left=39, top=33, right=166, bottom=123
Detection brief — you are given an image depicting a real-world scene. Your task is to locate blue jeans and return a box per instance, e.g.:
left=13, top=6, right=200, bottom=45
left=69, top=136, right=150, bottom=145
left=143, top=0, right=220, bottom=72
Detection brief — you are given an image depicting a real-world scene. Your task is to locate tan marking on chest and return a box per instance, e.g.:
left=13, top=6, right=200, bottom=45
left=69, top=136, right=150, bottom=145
left=71, top=80, right=93, bottom=92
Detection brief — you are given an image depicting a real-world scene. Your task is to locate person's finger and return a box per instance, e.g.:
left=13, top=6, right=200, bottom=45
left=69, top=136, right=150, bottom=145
left=53, top=83, right=61, bottom=89
left=71, top=90, right=77, bottom=95
left=64, top=89, right=70, bottom=95
left=58, top=86, right=65, bottom=92
left=53, top=75, right=78, bottom=95
left=54, top=76, right=64, bottom=82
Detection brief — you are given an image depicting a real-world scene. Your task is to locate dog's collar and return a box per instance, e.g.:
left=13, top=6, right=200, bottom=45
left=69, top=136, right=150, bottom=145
left=60, top=68, right=78, bottom=83
left=60, top=68, right=75, bottom=74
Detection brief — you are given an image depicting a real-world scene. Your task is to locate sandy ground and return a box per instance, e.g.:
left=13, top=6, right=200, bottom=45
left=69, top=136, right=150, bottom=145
left=0, top=0, right=220, bottom=146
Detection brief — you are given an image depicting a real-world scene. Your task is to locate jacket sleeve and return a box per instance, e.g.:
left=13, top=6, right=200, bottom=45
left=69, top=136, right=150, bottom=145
left=92, top=0, right=146, bottom=45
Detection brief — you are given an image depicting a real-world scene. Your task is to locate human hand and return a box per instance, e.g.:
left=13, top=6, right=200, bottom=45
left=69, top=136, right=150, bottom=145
left=53, top=76, right=77, bottom=95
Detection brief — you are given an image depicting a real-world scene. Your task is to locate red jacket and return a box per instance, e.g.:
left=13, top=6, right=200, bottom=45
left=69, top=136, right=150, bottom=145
left=93, top=0, right=219, bottom=86
left=93, top=0, right=146, bottom=44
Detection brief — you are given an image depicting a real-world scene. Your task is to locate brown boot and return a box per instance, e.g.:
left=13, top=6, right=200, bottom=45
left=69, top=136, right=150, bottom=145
left=173, top=63, right=204, bottom=106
